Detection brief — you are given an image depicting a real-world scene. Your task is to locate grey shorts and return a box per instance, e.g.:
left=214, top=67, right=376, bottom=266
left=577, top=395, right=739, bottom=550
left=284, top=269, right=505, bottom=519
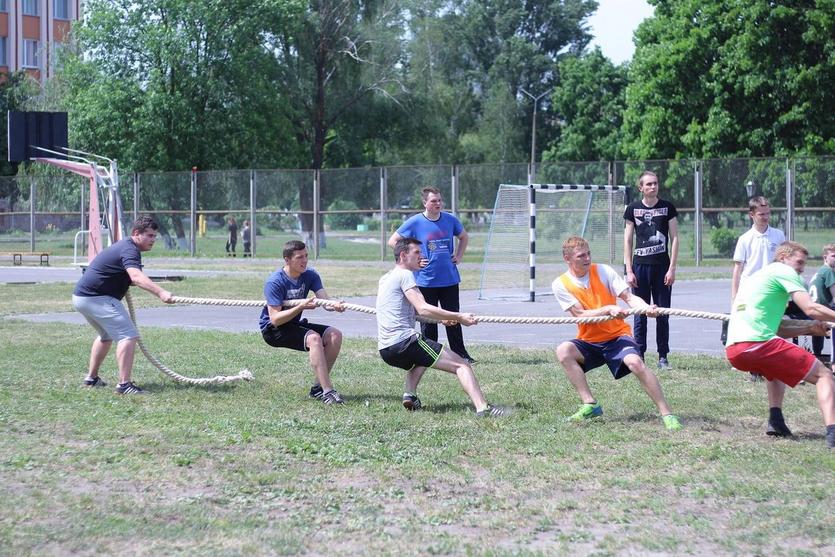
left=72, top=295, right=139, bottom=342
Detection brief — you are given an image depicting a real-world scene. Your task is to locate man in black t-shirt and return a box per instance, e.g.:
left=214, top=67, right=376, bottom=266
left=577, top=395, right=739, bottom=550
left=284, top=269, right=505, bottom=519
left=72, top=216, right=175, bottom=394
left=623, top=171, right=679, bottom=370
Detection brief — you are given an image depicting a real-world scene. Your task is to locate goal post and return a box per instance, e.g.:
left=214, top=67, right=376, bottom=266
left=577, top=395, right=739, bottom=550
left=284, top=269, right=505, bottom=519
left=478, top=183, right=628, bottom=301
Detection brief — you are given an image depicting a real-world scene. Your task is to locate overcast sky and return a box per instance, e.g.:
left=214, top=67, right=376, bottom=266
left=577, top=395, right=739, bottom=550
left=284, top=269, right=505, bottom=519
left=587, top=0, right=655, bottom=64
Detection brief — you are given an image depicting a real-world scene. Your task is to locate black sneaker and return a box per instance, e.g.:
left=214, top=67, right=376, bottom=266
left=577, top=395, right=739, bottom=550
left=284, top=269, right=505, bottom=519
left=309, top=383, right=324, bottom=400
left=321, top=390, right=344, bottom=405
left=658, top=357, right=672, bottom=370
left=83, top=376, right=107, bottom=387
left=402, top=394, right=422, bottom=411
left=766, top=418, right=793, bottom=437
left=115, top=381, right=144, bottom=395
left=826, top=428, right=835, bottom=449
left=476, top=404, right=513, bottom=418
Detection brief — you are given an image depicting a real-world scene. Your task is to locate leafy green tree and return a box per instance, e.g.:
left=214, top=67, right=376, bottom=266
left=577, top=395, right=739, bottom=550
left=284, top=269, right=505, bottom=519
left=544, top=48, right=627, bottom=161
left=623, top=0, right=835, bottom=159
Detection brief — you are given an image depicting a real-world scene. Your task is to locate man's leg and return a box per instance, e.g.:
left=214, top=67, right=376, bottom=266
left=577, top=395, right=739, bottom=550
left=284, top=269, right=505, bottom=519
left=88, top=337, right=112, bottom=378
left=115, top=338, right=138, bottom=384
left=431, top=348, right=488, bottom=412
left=801, top=361, right=835, bottom=425
left=622, top=354, right=673, bottom=416
left=418, top=286, right=440, bottom=342
left=306, top=332, right=333, bottom=391
left=651, top=266, right=672, bottom=359
left=321, top=327, right=343, bottom=372
left=631, top=264, right=651, bottom=357
left=555, top=342, right=595, bottom=404
left=436, top=284, right=471, bottom=359
left=405, top=365, right=427, bottom=395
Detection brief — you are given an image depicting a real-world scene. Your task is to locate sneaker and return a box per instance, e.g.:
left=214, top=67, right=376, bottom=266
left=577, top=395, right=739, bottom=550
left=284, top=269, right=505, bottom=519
left=476, top=404, right=512, bottom=418
left=567, top=402, right=603, bottom=421
left=766, top=418, right=793, bottom=437
left=402, top=394, right=422, bottom=411
left=309, top=383, right=324, bottom=400
left=321, top=389, right=344, bottom=405
left=826, top=428, right=835, bottom=449
left=746, top=373, right=764, bottom=382
left=83, top=376, right=107, bottom=387
left=658, top=357, right=672, bottom=370
left=115, top=381, right=144, bottom=395
left=465, top=357, right=477, bottom=364
left=662, top=414, right=683, bottom=431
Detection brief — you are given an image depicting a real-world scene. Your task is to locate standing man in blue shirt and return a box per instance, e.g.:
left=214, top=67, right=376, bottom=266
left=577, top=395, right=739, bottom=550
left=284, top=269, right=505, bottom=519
left=72, top=216, right=175, bottom=394
left=387, top=186, right=475, bottom=363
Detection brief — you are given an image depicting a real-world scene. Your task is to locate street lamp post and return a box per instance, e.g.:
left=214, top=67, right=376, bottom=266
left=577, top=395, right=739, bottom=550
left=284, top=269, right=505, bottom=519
left=520, top=87, right=553, bottom=184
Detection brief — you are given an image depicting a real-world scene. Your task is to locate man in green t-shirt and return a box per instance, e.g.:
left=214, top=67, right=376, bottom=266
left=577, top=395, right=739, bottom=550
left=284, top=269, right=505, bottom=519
left=809, top=244, right=835, bottom=358
left=725, top=241, right=835, bottom=449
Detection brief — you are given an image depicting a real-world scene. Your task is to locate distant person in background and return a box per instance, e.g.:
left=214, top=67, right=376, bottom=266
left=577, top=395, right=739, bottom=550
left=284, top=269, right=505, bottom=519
left=226, top=217, right=238, bottom=257
left=809, top=244, right=835, bottom=360
left=730, top=196, right=785, bottom=381
left=725, top=241, right=835, bottom=448
left=387, top=186, right=475, bottom=363
left=623, top=170, right=679, bottom=370
left=242, top=219, right=252, bottom=257
left=72, top=216, right=175, bottom=395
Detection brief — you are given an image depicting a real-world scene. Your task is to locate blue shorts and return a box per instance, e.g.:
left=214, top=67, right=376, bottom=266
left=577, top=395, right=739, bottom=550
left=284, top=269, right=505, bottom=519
left=570, top=336, right=641, bottom=379
left=72, top=295, right=139, bottom=342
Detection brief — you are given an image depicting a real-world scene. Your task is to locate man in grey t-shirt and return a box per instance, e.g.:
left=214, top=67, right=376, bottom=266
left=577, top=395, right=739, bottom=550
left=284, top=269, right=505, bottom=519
left=376, top=238, right=510, bottom=417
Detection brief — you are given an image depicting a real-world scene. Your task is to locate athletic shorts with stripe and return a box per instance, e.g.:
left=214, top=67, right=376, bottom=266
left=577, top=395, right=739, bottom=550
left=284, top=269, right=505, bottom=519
left=379, top=333, right=443, bottom=371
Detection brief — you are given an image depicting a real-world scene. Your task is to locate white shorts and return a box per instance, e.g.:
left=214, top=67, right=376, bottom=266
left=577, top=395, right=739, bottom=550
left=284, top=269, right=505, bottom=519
left=72, top=295, right=139, bottom=342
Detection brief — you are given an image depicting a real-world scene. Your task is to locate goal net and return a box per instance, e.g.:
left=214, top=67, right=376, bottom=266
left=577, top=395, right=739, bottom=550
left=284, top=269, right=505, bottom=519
left=478, top=184, right=628, bottom=301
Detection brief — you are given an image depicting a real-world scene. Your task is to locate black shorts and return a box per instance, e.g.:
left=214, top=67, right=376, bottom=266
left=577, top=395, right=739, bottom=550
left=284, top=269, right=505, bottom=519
left=262, top=319, right=331, bottom=352
left=379, top=334, right=443, bottom=371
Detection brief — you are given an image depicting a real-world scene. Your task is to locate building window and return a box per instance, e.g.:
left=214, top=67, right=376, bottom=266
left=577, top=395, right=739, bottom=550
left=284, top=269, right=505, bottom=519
left=0, top=37, right=6, bottom=66
left=23, top=39, right=39, bottom=68
left=0, top=1, right=8, bottom=13
left=22, top=0, right=39, bottom=16
left=54, top=0, right=69, bottom=19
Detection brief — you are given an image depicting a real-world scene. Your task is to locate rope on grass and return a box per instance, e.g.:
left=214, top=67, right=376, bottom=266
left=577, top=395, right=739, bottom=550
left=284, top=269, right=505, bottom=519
left=125, top=291, right=253, bottom=385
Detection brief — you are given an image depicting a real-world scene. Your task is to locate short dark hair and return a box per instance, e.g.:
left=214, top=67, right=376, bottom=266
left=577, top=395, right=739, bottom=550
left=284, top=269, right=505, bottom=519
left=748, top=196, right=769, bottom=212
left=131, top=215, right=159, bottom=235
left=283, top=240, right=307, bottom=259
left=421, top=186, right=441, bottom=202
left=394, top=237, right=421, bottom=262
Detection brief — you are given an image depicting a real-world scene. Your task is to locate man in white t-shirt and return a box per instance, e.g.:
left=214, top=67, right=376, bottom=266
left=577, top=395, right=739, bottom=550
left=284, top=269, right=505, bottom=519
left=376, top=237, right=510, bottom=417
left=731, top=196, right=786, bottom=302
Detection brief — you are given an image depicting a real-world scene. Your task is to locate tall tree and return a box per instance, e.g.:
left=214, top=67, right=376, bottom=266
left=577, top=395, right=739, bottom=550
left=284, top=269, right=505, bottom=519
left=544, top=48, right=627, bottom=161
left=622, top=0, right=835, bottom=159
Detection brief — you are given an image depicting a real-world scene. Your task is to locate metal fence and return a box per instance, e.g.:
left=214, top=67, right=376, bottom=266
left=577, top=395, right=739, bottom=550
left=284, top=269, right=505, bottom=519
left=1, top=157, right=833, bottom=264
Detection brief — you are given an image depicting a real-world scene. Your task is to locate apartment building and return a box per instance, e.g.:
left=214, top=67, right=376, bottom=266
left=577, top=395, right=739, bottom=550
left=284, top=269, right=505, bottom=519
left=0, top=0, right=80, bottom=82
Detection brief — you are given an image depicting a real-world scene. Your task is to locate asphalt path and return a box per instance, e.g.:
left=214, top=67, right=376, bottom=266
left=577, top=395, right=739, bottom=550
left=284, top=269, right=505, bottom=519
left=5, top=265, right=734, bottom=356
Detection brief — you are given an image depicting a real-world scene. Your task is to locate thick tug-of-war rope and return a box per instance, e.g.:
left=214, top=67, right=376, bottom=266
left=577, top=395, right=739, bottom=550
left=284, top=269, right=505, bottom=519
left=125, top=291, right=253, bottom=385
left=170, top=295, right=833, bottom=329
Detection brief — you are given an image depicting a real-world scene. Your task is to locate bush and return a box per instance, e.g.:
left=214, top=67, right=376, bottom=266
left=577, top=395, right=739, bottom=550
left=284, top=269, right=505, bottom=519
left=326, top=200, right=363, bottom=230
left=710, top=227, right=737, bottom=257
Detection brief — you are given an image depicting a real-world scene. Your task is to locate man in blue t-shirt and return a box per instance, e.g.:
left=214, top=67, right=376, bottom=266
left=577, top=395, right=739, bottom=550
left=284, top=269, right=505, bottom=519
left=387, top=186, right=474, bottom=363
left=623, top=171, right=679, bottom=370
left=72, top=216, right=174, bottom=395
left=260, top=240, right=347, bottom=404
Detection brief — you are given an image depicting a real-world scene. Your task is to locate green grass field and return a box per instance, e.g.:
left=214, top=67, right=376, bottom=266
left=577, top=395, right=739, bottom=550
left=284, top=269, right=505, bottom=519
left=0, top=277, right=834, bottom=556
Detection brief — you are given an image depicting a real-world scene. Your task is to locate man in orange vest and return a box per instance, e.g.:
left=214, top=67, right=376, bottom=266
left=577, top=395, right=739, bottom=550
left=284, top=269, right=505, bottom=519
left=552, top=236, right=682, bottom=430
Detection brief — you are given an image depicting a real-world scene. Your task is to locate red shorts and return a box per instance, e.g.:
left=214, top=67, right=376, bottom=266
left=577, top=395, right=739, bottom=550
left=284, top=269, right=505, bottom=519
left=725, top=338, right=817, bottom=387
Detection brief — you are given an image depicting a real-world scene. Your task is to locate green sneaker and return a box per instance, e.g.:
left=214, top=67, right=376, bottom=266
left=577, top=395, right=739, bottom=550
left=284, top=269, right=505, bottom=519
left=663, top=414, right=683, bottom=431
left=567, top=402, right=603, bottom=421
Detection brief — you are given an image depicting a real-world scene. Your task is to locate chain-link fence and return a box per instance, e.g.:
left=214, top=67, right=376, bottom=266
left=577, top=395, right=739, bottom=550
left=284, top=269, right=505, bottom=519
left=1, top=157, right=833, bottom=264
